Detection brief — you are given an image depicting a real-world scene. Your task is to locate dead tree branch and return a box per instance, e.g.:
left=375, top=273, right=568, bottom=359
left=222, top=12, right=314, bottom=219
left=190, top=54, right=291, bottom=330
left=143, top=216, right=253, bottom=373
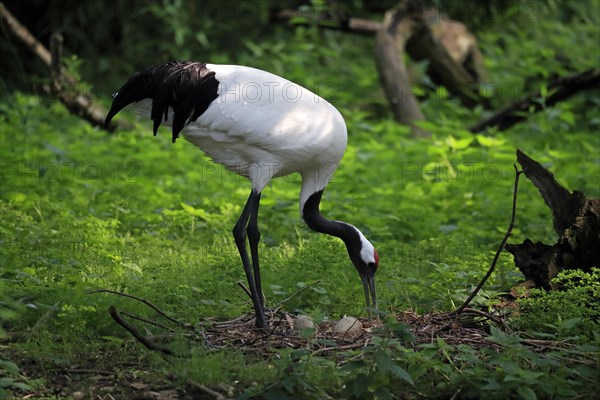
left=186, top=379, right=232, bottom=400
left=374, top=1, right=428, bottom=137
left=89, top=289, right=192, bottom=330
left=273, top=8, right=382, bottom=35
left=108, top=305, right=175, bottom=356
left=0, top=2, right=51, bottom=65
left=405, top=20, right=489, bottom=108
left=470, top=69, right=600, bottom=133
left=0, top=2, right=121, bottom=132
left=506, top=150, right=600, bottom=288
left=120, top=311, right=178, bottom=333
left=374, top=0, right=490, bottom=135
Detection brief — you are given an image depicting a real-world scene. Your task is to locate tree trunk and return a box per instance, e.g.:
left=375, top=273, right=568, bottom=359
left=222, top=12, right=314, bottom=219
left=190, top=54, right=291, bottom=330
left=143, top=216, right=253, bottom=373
left=374, top=5, right=428, bottom=137
left=506, top=150, right=600, bottom=289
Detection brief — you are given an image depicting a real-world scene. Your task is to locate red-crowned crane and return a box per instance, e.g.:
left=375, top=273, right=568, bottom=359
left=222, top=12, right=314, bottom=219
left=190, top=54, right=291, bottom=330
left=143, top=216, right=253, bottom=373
left=105, top=61, right=379, bottom=328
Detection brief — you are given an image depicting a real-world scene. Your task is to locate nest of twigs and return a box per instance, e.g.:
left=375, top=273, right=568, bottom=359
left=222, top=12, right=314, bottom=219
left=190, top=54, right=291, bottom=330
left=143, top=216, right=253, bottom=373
left=92, top=288, right=506, bottom=357
left=199, top=307, right=504, bottom=354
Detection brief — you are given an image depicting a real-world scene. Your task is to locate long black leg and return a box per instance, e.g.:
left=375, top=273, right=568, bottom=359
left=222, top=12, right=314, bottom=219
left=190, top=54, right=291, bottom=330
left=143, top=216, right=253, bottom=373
left=247, top=192, right=263, bottom=309
left=232, top=190, right=266, bottom=328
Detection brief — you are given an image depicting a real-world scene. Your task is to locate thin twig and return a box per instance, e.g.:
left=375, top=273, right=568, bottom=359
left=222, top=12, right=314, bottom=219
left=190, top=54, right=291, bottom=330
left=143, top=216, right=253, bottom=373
left=459, top=308, right=507, bottom=328
left=64, top=368, right=115, bottom=375
left=211, top=314, right=251, bottom=327
left=108, top=305, right=175, bottom=356
left=311, top=342, right=365, bottom=356
left=273, top=280, right=321, bottom=308
left=120, top=311, right=177, bottom=333
left=186, top=378, right=231, bottom=400
left=450, top=389, right=462, bottom=400
left=341, top=318, right=362, bottom=341
left=0, top=3, right=119, bottom=131
left=455, top=165, right=523, bottom=313
left=236, top=281, right=253, bottom=301
left=89, top=289, right=190, bottom=329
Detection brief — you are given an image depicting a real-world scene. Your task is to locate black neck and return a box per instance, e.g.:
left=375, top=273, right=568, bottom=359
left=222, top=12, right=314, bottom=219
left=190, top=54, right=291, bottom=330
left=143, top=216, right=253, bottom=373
left=302, top=191, right=360, bottom=250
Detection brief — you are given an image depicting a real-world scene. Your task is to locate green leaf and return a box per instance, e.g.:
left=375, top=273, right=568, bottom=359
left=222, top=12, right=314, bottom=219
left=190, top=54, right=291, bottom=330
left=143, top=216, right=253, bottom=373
left=10, top=381, right=33, bottom=391
left=499, top=360, right=521, bottom=375
left=375, top=352, right=391, bottom=374
left=389, top=364, right=414, bottom=385
left=558, top=318, right=581, bottom=331
left=282, top=377, right=295, bottom=393
left=516, top=386, right=537, bottom=400
left=352, top=373, right=371, bottom=397
left=475, top=134, right=505, bottom=148
left=0, top=360, right=19, bottom=375
left=559, top=110, right=575, bottom=126
left=310, top=286, right=327, bottom=294
left=374, top=386, right=393, bottom=400
left=180, top=203, right=210, bottom=219
left=341, top=360, right=366, bottom=373
left=6, top=192, right=27, bottom=203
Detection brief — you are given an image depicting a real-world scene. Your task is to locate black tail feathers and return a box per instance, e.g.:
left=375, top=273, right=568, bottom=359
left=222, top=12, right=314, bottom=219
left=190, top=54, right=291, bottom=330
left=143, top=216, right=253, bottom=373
left=105, top=61, right=219, bottom=143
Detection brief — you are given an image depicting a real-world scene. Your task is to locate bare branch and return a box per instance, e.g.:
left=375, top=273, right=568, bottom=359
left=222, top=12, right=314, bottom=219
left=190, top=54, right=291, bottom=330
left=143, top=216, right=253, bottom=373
left=120, top=311, right=178, bottom=333
left=108, top=305, right=175, bottom=356
left=0, top=2, right=123, bottom=132
left=471, top=69, right=600, bottom=133
left=455, top=164, right=523, bottom=313
left=89, top=289, right=191, bottom=330
left=186, top=378, right=231, bottom=400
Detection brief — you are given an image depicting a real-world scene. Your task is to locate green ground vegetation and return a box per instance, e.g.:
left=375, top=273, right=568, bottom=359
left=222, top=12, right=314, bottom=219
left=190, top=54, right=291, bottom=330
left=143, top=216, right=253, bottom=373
left=1, top=1, right=599, bottom=398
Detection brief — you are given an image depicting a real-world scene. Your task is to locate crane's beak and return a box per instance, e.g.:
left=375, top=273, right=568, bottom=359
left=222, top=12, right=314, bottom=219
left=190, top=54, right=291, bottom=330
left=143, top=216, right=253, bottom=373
left=361, top=272, right=377, bottom=321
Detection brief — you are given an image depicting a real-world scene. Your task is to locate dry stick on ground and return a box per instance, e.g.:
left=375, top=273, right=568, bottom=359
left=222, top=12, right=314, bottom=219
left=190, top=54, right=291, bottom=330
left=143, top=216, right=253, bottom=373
left=454, top=164, right=523, bottom=314
left=470, top=68, right=600, bottom=133
left=0, top=3, right=121, bottom=132
left=458, top=308, right=507, bottom=328
left=64, top=368, right=115, bottom=376
left=186, top=379, right=231, bottom=400
left=108, top=305, right=175, bottom=356
left=89, top=289, right=192, bottom=330
left=120, top=311, right=178, bottom=333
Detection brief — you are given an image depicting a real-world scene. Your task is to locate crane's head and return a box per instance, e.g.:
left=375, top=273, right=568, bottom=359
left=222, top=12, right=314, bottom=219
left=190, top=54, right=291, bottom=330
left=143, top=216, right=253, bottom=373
left=347, top=228, right=379, bottom=320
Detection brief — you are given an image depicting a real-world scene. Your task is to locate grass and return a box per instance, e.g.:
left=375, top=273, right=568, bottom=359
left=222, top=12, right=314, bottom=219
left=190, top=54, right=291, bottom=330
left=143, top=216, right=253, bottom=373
left=1, top=1, right=599, bottom=398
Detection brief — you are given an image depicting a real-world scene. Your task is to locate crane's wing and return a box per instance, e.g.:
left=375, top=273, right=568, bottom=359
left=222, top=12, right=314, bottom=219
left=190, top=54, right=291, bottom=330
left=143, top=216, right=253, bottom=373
left=105, top=62, right=343, bottom=154
left=190, top=64, right=340, bottom=151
